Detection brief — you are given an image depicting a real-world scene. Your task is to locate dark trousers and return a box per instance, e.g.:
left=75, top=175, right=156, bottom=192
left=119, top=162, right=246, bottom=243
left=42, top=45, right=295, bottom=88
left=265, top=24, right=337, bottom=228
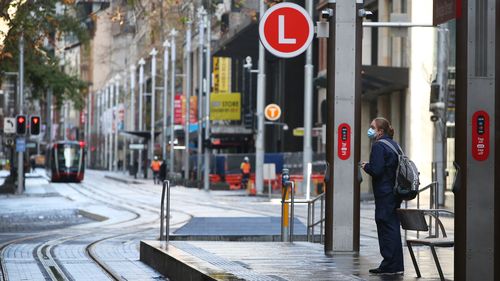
left=375, top=194, right=404, bottom=272
left=153, top=171, right=159, bottom=184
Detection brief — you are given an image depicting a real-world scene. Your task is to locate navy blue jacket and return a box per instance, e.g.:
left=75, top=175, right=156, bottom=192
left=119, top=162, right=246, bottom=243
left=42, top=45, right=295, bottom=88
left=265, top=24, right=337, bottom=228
left=363, top=135, right=399, bottom=198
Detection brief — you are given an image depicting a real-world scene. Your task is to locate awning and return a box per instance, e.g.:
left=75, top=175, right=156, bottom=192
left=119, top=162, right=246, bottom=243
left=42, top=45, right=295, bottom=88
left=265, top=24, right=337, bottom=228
left=120, top=131, right=162, bottom=140
left=314, top=65, right=409, bottom=100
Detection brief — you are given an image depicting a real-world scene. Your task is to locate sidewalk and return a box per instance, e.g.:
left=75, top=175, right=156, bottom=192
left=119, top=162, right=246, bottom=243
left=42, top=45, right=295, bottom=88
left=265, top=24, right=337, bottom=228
left=101, top=170, right=455, bottom=280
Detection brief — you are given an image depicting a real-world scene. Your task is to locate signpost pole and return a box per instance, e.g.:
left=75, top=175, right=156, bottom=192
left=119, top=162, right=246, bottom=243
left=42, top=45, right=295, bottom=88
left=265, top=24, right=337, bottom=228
left=302, top=0, right=314, bottom=200
left=17, top=34, right=24, bottom=194
left=255, top=0, right=267, bottom=195
left=109, top=80, right=114, bottom=172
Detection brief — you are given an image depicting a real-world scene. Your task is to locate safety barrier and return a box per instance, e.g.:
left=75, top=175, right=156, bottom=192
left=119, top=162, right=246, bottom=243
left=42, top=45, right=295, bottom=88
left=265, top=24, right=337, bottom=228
left=160, top=180, right=171, bottom=242
left=404, top=181, right=440, bottom=241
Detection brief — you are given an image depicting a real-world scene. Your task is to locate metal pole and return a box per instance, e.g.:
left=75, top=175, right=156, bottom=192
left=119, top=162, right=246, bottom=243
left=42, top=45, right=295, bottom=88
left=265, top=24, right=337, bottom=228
left=255, top=0, right=267, bottom=194
left=166, top=180, right=170, bottom=244
left=197, top=8, right=206, bottom=182
left=138, top=59, right=145, bottom=177
left=150, top=48, right=158, bottom=178
left=203, top=12, right=212, bottom=191
left=184, top=20, right=192, bottom=180
left=160, top=180, right=166, bottom=240
left=302, top=0, right=314, bottom=200
left=109, top=81, right=114, bottom=171
left=102, top=85, right=109, bottom=170
left=130, top=65, right=136, bottom=169
left=169, top=30, right=177, bottom=175
left=86, top=90, right=92, bottom=167
left=435, top=25, right=449, bottom=207
left=114, top=75, right=120, bottom=171
left=163, top=41, right=170, bottom=162
left=17, top=33, right=24, bottom=194
left=290, top=181, right=295, bottom=243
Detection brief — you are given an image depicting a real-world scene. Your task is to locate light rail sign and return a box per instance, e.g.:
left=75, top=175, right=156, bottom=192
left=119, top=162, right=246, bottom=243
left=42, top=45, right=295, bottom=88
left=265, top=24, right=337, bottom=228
left=264, top=104, right=281, bottom=121
left=259, top=3, right=314, bottom=58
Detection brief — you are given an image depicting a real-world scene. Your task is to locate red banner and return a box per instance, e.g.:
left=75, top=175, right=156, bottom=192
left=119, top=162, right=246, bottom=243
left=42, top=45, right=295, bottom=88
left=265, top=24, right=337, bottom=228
left=174, top=95, right=198, bottom=125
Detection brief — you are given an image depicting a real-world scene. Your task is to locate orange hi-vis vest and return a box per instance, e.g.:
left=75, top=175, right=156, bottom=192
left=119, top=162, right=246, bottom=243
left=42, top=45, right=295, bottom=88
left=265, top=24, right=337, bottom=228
left=151, top=161, right=161, bottom=172
left=241, top=162, right=251, bottom=174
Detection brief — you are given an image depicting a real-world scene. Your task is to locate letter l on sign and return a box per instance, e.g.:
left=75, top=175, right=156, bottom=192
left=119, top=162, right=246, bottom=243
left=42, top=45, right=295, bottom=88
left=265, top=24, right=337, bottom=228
left=278, top=15, right=296, bottom=44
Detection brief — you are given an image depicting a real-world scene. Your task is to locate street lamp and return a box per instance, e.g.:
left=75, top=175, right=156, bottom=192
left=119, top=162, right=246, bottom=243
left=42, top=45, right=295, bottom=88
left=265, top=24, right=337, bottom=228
left=138, top=58, right=145, bottom=177
left=149, top=48, right=158, bottom=179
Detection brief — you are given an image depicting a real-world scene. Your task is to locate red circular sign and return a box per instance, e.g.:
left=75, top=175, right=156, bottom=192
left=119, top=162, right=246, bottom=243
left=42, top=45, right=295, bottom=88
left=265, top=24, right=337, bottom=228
left=259, top=3, right=314, bottom=58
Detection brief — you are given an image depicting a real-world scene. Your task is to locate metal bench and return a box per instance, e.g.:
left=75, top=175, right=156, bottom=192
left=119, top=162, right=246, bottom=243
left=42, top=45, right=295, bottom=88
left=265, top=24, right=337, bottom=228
left=397, top=208, right=454, bottom=281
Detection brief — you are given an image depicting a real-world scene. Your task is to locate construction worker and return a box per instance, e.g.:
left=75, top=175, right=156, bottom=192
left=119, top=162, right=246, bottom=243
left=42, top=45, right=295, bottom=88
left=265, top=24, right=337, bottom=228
left=240, top=156, right=251, bottom=189
left=150, top=156, right=161, bottom=185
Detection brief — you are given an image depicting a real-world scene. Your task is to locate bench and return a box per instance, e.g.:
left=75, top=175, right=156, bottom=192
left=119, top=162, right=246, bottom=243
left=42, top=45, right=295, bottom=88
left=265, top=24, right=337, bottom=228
left=397, top=208, right=454, bottom=281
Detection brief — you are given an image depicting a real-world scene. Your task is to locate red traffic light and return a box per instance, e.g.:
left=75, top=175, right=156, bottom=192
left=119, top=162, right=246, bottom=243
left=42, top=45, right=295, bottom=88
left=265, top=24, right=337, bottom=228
left=30, top=115, right=41, bottom=135
left=16, top=115, right=27, bottom=135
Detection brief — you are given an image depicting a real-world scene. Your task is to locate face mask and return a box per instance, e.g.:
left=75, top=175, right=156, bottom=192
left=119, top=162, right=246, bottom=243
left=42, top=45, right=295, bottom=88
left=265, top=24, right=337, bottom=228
left=367, top=128, right=377, bottom=139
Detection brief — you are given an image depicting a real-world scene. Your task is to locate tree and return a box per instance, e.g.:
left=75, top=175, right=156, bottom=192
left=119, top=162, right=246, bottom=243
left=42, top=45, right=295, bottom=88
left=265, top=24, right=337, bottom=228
left=0, top=0, right=91, bottom=109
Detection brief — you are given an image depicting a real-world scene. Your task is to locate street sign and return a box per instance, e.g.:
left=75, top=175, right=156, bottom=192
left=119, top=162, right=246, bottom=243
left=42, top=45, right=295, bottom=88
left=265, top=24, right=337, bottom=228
left=259, top=2, right=314, bottom=58
left=26, top=142, right=37, bottom=149
left=16, top=138, right=25, bottom=152
left=3, top=118, right=15, bottom=134
left=264, top=104, right=281, bottom=121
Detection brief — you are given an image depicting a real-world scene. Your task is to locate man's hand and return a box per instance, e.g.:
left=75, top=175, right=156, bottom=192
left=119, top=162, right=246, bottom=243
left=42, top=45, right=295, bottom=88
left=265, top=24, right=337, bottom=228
left=360, top=161, right=367, bottom=170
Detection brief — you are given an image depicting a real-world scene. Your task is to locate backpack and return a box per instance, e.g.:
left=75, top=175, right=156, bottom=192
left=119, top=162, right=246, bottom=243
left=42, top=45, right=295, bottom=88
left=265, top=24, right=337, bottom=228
left=378, top=139, right=420, bottom=200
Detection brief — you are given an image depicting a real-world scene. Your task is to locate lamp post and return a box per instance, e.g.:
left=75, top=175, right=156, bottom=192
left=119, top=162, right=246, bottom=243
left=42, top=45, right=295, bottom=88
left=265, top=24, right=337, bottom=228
left=163, top=41, right=170, bottom=161
left=114, top=74, right=121, bottom=171
left=150, top=48, right=158, bottom=178
left=169, top=29, right=177, bottom=175
left=138, top=58, right=145, bottom=177
left=129, top=65, right=136, bottom=170
left=184, top=20, right=192, bottom=180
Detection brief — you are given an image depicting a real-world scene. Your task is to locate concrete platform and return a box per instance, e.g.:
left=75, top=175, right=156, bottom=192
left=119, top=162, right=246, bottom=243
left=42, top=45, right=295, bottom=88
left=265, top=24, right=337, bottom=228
left=140, top=240, right=453, bottom=281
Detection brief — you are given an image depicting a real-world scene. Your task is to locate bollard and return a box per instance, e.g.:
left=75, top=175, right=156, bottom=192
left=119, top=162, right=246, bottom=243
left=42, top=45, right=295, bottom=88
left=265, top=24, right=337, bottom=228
left=281, top=169, right=295, bottom=243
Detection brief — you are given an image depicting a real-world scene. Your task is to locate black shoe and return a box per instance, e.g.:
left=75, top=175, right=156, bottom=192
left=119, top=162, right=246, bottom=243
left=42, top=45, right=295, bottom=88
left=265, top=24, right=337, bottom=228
left=369, top=268, right=404, bottom=275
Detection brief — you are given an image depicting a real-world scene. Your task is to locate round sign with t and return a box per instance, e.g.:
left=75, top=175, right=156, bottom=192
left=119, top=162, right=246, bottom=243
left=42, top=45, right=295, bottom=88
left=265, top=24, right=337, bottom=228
left=259, top=3, right=314, bottom=58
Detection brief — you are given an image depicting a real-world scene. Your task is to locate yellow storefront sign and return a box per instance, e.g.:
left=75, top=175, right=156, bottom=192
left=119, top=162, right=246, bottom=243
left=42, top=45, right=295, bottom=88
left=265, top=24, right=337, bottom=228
left=210, top=93, right=241, bottom=121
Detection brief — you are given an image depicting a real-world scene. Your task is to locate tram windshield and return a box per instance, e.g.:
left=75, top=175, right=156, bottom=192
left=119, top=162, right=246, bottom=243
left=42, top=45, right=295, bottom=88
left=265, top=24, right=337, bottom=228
left=57, top=146, right=80, bottom=168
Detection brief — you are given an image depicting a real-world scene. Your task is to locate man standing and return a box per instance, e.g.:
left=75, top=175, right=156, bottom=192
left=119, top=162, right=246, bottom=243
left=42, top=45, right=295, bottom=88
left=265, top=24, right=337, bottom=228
left=240, top=156, right=251, bottom=189
left=150, top=156, right=161, bottom=184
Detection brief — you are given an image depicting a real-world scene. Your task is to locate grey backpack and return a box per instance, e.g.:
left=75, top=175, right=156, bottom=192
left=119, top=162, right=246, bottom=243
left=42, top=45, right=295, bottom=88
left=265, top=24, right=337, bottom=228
left=378, top=139, right=420, bottom=200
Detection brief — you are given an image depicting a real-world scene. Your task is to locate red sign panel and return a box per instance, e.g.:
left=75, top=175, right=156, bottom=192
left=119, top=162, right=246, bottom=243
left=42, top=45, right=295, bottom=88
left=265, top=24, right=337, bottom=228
left=472, top=111, right=490, bottom=161
left=337, top=123, right=351, bottom=160
left=259, top=2, right=314, bottom=58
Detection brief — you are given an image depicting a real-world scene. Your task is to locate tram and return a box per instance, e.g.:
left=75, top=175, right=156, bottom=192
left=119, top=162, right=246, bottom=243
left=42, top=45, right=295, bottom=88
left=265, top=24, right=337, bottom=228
left=47, top=141, right=85, bottom=182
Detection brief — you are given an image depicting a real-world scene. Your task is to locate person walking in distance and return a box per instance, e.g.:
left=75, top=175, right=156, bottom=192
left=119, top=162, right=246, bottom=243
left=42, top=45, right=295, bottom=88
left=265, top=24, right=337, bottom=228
left=240, top=157, right=251, bottom=189
left=151, top=156, right=161, bottom=185
left=361, top=117, right=404, bottom=275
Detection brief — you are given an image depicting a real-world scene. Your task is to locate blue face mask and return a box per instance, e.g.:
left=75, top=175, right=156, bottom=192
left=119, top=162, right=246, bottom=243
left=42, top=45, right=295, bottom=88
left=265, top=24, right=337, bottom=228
left=367, top=128, right=377, bottom=139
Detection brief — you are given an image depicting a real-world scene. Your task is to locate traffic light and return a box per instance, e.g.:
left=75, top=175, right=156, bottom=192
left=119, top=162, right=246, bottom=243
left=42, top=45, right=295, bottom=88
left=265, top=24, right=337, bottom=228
left=244, top=112, right=254, bottom=130
left=16, top=115, right=27, bottom=135
left=30, top=115, right=41, bottom=135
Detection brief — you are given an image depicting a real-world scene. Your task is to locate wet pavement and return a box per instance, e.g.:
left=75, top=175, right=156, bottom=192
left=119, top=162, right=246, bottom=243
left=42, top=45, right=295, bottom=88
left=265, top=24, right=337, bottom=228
left=0, top=169, right=455, bottom=280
